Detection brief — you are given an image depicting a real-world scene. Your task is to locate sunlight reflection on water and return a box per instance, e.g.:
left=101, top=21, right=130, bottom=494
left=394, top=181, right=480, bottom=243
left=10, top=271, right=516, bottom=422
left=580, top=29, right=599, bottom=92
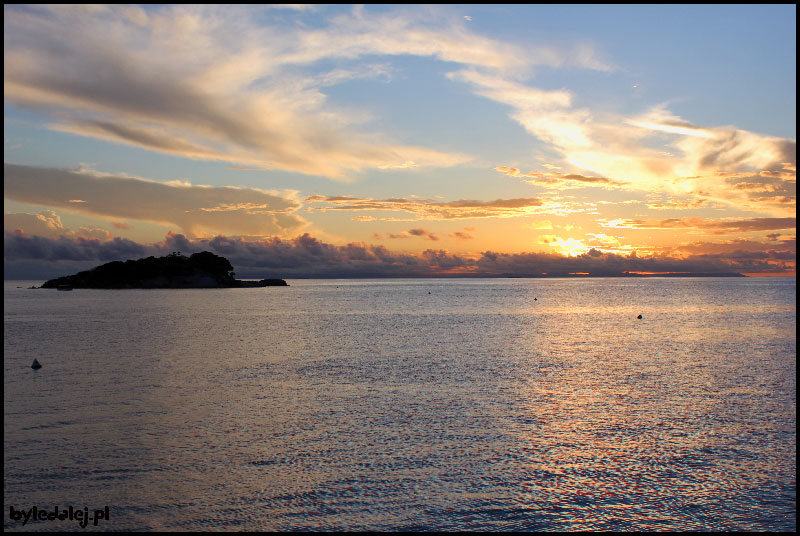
left=4, top=278, right=796, bottom=531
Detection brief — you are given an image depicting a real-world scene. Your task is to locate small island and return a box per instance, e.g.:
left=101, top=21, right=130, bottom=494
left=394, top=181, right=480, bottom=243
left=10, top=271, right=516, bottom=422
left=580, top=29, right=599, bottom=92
left=40, top=251, right=287, bottom=289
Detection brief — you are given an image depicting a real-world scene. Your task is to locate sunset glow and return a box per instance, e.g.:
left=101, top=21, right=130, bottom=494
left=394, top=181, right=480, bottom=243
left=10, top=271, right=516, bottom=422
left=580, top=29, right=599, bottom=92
left=4, top=4, right=795, bottom=278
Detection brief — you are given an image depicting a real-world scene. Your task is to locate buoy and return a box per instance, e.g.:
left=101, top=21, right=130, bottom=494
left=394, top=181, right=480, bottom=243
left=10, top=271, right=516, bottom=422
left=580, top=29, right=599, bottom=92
left=31, top=359, right=42, bottom=370
left=637, top=314, right=643, bottom=319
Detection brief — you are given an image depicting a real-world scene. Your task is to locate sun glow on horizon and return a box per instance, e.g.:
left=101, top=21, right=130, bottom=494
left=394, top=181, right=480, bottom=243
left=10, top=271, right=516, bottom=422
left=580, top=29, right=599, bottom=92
left=546, top=237, right=591, bottom=257
left=2, top=4, right=795, bottom=278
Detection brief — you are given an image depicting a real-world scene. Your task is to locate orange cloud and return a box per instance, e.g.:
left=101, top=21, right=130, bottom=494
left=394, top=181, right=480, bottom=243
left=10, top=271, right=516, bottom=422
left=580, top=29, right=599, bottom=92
left=458, top=71, right=795, bottom=217
left=496, top=166, right=626, bottom=189
left=646, top=197, right=711, bottom=210
left=599, top=216, right=796, bottom=234
left=305, top=194, right=568, bottom=220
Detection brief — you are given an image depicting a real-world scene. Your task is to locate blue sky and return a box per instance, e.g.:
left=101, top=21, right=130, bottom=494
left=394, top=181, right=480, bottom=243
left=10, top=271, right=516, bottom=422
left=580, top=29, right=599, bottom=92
left=4, top=4, right=796, bottom=277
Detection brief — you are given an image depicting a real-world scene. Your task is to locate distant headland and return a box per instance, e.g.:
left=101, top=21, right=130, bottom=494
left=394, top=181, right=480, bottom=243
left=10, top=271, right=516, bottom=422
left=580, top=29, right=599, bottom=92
left=39, top=251, right=287, bottom=289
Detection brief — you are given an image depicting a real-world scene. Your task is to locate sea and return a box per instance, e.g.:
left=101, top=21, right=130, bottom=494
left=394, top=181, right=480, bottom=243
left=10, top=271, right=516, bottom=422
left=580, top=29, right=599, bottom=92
left=3, top=277, right=796, bottom=531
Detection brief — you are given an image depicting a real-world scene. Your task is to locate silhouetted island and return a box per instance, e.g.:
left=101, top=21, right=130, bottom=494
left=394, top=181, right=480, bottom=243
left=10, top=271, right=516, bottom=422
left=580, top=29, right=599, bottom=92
left=40, top=251, right=288, bottom=289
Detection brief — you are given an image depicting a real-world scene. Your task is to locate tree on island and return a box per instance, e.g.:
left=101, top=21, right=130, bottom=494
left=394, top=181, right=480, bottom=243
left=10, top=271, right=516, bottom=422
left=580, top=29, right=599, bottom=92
left=40, top=251, right=287, bottom=289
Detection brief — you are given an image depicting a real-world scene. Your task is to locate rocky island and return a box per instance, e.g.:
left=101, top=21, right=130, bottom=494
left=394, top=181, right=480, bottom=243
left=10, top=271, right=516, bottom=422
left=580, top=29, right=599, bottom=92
left=40, top=251, right=287, bottom=289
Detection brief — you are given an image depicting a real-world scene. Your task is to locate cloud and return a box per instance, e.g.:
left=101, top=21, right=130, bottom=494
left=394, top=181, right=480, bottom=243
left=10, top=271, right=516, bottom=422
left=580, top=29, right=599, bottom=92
left=4, top=163, right=306, bottom=238
left=4, top=210, right=113, bottom=240
left=666, top=238, right=796, bottom=273
left=450, top=230, right=474, bottom=240
left=6, top=230, right=793, bottom=280
left=610, top=113, right=795, bottom=214
left=645, top=197, right=711, bottom=210
left=4, top=210, right=65, bottom=238
left=671, top=237, right=795, bottom=257
left=3, top=5, right=621, bottom=179
left=450, top=69, right=595, bottom=151
left=50, top=120, right=220, bottom=160
left=5, top=229, right=149, bottom=263
left=378, top=228, right=440, bottom=241
left=474, top=245, right=794, bottom=277
left=161, top=232, right=458, bottom=278
left=598, top=216, right=796, bottom=234
left=304, top=194, right=591, bottom=220
left=7, top=5, right=575, bottom=178
left=408, top=228, right=440, bottom=241
left=710, top=163, right=797, bottom=214
left=453, top=68, right=795, bottom=216
left=496, top=166, right=626, bottom=189
left=377, top=226, right=473, bottom=241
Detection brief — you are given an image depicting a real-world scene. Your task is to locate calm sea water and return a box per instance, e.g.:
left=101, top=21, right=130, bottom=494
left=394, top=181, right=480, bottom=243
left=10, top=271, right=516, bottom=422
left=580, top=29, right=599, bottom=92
left=4, top=278, right=796, bottom=531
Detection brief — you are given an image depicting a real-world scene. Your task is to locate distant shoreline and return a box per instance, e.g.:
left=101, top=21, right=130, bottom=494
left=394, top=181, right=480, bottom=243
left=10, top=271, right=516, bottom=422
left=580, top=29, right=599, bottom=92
left=15, top=274, right=797, bottom=286
left=9, top=273, right=800, bottom=286
left=258, top=272, right=753, bottom=279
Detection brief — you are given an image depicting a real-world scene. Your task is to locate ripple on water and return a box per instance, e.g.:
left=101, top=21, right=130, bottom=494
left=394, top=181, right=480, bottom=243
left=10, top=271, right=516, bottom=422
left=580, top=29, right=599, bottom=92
left=3, top=278, right=796, bottom=531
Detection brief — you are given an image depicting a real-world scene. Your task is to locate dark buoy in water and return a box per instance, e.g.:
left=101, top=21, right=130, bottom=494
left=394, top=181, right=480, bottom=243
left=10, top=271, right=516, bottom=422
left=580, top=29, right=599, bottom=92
left=637, top=314, right=643, bottom=319
left=31, top=359, right=42, bottom=370
left=534, top=297, right=537, bottom=301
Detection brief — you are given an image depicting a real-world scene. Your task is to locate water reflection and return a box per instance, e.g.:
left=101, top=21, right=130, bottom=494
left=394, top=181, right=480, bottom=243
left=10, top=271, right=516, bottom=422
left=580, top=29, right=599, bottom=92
left=3, top=278, right=795, bottom=531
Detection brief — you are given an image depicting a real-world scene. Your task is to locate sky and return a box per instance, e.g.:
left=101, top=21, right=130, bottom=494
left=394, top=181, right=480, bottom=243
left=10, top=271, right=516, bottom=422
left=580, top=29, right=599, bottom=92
left=4, top=4, right=796, bottom=278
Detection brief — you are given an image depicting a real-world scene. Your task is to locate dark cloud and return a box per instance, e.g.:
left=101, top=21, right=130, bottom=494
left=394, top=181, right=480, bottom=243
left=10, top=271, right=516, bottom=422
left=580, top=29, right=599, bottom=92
left=57, top=119, right=217, bottom=156
left=474, top=247, right=793, bottom=276
left=450, top=231, right=473, bottom=240
left=379, top=228, right=440, bottom=240
left=5, top=230, right=794, bottom=280
left=408, top=228, right=439, bottom=241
